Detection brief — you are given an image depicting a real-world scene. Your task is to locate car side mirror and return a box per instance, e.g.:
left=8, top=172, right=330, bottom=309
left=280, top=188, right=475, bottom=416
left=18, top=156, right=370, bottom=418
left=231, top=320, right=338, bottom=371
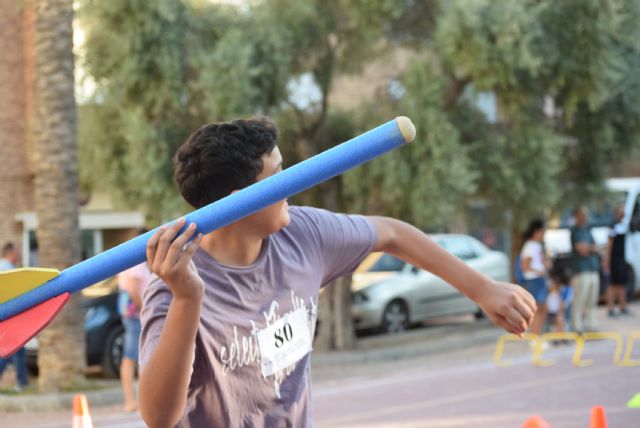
left=410, top=266, right=420, bottom=274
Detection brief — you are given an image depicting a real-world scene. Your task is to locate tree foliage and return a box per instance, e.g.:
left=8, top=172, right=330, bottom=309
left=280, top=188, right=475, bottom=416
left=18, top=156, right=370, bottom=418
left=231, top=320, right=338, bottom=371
left=436, top=0, right=640, bottom=219
left=78, top=0, right=295, bottom=220
left=77, top=0, right=640, bottom=232
left=75, top=0, right=640, bottom=351
left=344, top=54, right=476, bottom=229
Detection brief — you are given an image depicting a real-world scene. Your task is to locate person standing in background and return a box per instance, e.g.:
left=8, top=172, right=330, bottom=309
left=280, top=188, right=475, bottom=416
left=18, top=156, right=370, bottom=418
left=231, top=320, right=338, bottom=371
left=520, top=219, right=550, bottom=335
left=570, top=207, right=601, bottom=334
left=0, top=242, right=29, bottom=391
left=117, top=230, right=151, bottom=412
left=604, top=205, right=632, bottom=317
left=546, top=278, right=566, bottom=336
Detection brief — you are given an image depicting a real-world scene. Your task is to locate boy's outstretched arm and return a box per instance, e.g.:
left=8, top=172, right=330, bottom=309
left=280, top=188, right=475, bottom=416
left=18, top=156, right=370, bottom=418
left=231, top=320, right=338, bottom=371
left=138, top=219, right=205, bottom=428
left=367, top=216, right=536, bottom=336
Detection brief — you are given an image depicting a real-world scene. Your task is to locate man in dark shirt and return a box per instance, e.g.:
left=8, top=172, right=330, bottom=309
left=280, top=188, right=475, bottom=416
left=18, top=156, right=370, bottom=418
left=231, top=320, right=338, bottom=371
left=605, top=205, right=631, bottom=317
left=570, top=207, right=601, bottom=333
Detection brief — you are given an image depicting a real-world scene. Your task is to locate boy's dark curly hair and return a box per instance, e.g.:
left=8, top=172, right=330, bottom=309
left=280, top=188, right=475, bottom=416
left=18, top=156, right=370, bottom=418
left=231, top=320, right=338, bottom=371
left=173, top=117, right=278, bottom=208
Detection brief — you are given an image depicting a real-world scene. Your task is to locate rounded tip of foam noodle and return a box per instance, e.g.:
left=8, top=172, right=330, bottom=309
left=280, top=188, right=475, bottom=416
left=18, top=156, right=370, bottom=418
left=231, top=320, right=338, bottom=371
left=395, top=116, right=416, bottom=143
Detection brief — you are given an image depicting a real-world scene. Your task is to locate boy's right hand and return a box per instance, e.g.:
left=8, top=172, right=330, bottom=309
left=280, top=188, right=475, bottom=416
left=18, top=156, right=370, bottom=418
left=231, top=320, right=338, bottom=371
left=146, top=218, right=205, bottom=301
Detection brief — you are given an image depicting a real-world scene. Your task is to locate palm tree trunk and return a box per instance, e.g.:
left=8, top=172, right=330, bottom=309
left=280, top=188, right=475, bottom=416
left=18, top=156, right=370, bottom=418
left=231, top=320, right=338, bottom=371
left=33, top=0, right=86, bottom=392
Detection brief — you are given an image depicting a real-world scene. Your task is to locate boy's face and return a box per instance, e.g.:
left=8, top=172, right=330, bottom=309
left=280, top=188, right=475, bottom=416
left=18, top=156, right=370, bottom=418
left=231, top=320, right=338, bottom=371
left=239, top=146, right=290, bottom=235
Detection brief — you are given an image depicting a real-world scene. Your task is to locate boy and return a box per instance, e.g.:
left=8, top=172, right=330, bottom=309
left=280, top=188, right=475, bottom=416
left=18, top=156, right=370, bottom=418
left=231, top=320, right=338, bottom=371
left=138, top=117, right=536, bottom=427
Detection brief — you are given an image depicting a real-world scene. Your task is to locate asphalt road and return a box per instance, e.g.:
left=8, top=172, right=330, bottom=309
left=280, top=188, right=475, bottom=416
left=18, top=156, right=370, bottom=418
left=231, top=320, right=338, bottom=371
left=313, top=303, right=640, bottom=427
left=313, top=342, right=639, bottom=427
left=3, top=303, right=639, bottom=427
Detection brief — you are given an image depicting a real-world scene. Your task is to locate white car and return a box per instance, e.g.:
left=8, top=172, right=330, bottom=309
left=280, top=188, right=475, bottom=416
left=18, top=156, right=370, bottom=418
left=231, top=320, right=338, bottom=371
left=351, top=234, right=510, bottom=334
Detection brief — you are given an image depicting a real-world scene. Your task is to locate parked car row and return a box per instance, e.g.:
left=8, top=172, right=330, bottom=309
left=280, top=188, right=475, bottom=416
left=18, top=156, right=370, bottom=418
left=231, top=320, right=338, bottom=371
left=351, top=234, right=510, bottom=334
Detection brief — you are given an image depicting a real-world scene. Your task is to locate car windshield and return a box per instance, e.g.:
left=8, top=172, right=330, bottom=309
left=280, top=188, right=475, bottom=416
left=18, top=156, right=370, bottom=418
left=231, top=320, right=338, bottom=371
left=435, top=237, right=477, bottom=260
left=368, top=254, right=405, bottom=272
left=557, top=191, right=628, bottom=228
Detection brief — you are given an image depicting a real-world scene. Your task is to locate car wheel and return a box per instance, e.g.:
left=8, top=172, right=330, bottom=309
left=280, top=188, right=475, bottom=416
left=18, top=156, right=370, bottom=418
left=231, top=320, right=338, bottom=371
left=101, top=324, right=124, bottom=379
left=382, top=300, right=409, bottom=334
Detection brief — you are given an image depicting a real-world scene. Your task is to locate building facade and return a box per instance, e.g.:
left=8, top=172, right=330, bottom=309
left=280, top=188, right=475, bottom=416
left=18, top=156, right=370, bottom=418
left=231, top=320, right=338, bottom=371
left=0, top=1, right=144, bottom=267
left=0, top=0, right=36, bottom=252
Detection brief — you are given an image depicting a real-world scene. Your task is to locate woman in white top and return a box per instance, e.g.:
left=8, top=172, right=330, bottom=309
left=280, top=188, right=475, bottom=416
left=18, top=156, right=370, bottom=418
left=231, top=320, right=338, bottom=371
left=520, top=219, right=549, bottom=335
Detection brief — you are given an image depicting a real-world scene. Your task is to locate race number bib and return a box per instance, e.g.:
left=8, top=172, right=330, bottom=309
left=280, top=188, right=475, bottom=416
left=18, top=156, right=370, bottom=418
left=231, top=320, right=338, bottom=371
left=256, top=307, right=313, bottom=377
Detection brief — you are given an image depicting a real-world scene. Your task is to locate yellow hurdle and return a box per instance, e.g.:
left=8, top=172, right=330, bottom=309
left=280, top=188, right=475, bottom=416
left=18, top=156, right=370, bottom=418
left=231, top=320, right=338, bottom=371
left=532, top=332, right=581, bottom=367
left=573, top=332, right=624, bottom=367
left=621, top=331, right=640, bottom=367
left=493, top=333, right=540, bottom=367
left=493, top=332, right=640, bottom=368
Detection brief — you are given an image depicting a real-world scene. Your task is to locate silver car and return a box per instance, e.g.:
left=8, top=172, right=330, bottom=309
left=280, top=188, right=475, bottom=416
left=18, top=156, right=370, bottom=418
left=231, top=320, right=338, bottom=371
left=351, top=234, right=510, bottom=334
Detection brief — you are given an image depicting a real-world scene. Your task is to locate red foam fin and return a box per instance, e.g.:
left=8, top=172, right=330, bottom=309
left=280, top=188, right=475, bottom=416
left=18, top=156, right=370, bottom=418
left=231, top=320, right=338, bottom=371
left=0, top=293, right=69, bottom=358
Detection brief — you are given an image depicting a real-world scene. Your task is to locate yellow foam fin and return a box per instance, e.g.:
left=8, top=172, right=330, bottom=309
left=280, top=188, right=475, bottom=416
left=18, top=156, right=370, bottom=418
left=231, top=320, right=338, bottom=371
left=0, top=268, right=60, bottom=303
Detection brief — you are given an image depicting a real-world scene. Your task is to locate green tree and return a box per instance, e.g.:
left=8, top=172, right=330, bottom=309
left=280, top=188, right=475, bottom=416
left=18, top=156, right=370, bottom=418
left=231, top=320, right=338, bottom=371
left=76, top=0, right=640, bottom=350
left=344, top=54, right=476, bottom=230
left=78, top=0, right=296, bottom=221
left=78, top=0, right=382, bottom=350
left=412, top=0, right=639, bottom=268
left=437, top=0, right=640, bottom=220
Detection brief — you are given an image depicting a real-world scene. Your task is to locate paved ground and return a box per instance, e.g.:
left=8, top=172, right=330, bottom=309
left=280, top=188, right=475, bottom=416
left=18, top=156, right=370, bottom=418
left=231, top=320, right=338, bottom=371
left=2, top=303, right=639, bottom=427
left=313, top=303, right=640, bottom=427
left=314, top=339, right=639, bottom=427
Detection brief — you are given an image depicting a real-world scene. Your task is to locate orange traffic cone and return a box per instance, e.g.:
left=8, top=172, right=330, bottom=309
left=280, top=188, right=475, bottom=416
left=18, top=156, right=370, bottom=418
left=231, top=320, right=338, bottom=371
left=521, top=415, right=551, bottom=428
left=71, top=394, right=94, bottom=428
left=589, top=405, right=607, bottom=428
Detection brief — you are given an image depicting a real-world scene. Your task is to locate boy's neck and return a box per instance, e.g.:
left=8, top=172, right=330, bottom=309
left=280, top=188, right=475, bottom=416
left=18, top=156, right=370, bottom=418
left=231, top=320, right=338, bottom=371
left=200, top=225, right=266, bottom=267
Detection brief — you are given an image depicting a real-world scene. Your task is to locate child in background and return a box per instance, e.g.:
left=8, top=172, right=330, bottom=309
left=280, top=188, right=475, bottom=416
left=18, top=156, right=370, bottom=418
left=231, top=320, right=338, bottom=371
left=557, top=269, right=574, bottom=332
left=546, top=279, right=565, bottom=335
left=117, top=229, right=151, bottom=412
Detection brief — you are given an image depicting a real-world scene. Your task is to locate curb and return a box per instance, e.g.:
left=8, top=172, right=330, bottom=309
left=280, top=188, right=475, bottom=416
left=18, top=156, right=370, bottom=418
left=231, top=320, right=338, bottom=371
left=0, top=385, right=123, bottom=413
left=312, top=320, right=500, bottom=366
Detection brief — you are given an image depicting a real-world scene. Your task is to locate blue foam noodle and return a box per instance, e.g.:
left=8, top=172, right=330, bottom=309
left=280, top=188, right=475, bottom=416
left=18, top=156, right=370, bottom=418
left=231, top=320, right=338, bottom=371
left=0, top=118, right=411, bottom=320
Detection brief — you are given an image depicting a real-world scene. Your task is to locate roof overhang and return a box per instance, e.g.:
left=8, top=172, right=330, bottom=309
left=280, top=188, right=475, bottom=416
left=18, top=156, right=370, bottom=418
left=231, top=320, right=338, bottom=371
left=15, top=211, right=145, bottom=231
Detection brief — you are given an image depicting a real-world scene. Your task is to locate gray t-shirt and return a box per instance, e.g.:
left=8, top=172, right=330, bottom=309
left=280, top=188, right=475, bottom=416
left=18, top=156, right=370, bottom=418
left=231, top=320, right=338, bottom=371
left=140, top=206, right=377, bottom=427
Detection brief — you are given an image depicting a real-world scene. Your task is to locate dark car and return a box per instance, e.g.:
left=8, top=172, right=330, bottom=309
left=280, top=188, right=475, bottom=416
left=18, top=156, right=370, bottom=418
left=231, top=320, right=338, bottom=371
left=26, top=278, right=124, bottom=378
